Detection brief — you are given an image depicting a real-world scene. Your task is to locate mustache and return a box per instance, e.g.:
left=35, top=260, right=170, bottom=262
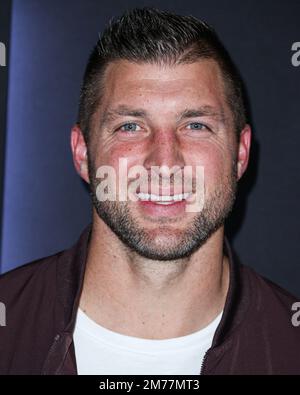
left=89, top=160, right=204, bottom=196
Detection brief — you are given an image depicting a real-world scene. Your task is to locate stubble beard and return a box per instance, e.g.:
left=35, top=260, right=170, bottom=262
left=88, top=159, right=238, bottom=261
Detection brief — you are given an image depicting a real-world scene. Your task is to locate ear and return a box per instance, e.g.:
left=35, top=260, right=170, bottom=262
left=70, top=124, right=89, bottom=183
left=237, top=124, right=251, bottom=180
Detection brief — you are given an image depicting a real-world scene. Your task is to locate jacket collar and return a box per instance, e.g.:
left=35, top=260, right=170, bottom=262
left=43, top=223, right=250, bottom=374
left=42, top=223, right=92, bottom=375
left=211, top=237, right=250, bottom=347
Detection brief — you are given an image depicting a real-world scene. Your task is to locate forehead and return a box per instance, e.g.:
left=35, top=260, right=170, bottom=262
left=100, top=59, right=227, bottom=112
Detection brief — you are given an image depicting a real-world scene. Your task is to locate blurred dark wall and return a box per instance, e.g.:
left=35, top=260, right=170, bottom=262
left=0, top=0, right=11, bottom=264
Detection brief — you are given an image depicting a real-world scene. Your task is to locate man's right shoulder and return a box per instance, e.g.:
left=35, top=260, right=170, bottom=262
left=0, top=225, right=91, bottom=319
left=0, top=251, right=69, bottom=374
left=0, top=251, right=63, bottom=306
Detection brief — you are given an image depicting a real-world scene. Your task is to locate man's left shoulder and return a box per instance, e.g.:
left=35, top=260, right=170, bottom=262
left=240, top=263, right=300, bottom=330
left=241, top=263, right=299, bottom=304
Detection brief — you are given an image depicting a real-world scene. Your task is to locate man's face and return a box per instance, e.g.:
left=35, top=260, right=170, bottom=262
left=84, top=59, right=248, bottom=260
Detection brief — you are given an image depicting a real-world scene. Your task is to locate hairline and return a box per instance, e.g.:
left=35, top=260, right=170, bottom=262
left=85, top=56, right=241, bottom=142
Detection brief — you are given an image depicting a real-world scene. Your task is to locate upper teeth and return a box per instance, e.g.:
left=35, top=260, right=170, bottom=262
left=137, top=192, right=191, bottom=202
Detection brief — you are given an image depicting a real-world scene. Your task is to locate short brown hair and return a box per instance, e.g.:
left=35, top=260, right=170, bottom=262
left=77, top=7, right=248, bottom=143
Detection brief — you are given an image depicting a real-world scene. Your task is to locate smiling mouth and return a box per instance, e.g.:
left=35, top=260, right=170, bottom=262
left=136, top=192, right=192, bottom=205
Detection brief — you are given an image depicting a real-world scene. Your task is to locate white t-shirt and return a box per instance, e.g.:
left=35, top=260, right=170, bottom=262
left=73, top=308, right=222, bottom=375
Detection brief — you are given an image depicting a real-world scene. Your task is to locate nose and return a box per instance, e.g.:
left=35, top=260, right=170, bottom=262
left=142, top=128, right=186, bottom=195
left=143, top=128, right=185, bottom=173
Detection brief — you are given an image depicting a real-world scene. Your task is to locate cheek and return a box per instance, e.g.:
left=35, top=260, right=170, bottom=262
left=188, top=143, right=234, bottom=191
left=92, top=141, right=146, bottom=174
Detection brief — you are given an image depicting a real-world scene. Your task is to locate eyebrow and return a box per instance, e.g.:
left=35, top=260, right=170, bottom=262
left=178, top=107, right=226, bottom=123
left=100, top=104, right=226, bottom=128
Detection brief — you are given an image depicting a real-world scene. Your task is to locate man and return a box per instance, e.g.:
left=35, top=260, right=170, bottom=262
left=0, top=7, right=299, bottom=375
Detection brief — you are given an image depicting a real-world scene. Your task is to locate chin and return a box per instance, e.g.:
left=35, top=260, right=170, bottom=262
left=134, top=230, right=195, bottom=261
left=145, top=227, right=186, bottom=243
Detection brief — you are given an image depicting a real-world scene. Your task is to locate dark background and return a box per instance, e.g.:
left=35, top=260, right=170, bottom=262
left=0, top=0, right=299, bottom=297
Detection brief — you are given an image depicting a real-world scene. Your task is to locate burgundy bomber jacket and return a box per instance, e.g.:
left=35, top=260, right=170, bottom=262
left=0, top=224, right=299, bottom=375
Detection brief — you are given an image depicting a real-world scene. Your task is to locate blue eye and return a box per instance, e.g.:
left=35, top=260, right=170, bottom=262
left=119, top=123, right=141, bottom=132
left=187, top=122, right=208, bottom=130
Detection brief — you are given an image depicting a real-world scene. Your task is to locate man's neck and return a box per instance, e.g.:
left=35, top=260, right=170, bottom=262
left=79, top=217, right=229, bottom=340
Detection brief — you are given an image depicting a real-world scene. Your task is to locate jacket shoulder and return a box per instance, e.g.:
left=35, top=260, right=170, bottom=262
left=237, top=264, right=300, bottom=373
left=211, top=262, right=300, bottom=374
left=241, top=263, right=299, bottom=308
left=0, top=251, right=66, bottom=374
left=0, top=251, right=62, bottom=304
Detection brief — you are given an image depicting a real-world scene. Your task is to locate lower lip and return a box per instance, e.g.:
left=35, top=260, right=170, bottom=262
left=137, top=199, right=187, bottom=216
